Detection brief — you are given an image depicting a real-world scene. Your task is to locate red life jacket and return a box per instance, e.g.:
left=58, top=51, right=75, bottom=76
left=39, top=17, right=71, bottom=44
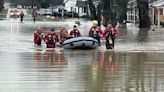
left=89, top=26, right=103, bottom=38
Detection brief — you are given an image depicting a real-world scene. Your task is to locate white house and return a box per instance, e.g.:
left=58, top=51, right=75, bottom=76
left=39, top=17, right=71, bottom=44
left=151, top=0, right=164, bottom=27
left=64, top=0, right=87, bottom=16
left=65, top=0, right=76, bottom=12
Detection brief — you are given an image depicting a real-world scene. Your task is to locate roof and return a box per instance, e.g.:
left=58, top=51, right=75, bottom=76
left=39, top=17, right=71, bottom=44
left=152, top=0, right=164, bottom=8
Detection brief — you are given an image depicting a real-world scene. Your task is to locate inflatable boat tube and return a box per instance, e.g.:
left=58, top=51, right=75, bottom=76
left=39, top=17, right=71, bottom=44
left=62, top=37, right=98, bottom=49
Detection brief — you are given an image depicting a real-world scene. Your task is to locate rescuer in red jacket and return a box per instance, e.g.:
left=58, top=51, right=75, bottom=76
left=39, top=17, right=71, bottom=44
left=88, top=20, right=103, bottom=46
left=104, top=24, right=119, bottom=49
left=33, top=27, right=44, bottom=46
left=44, top=28, right=59, bottom=48
left=69, top=25, right=81, bottom=38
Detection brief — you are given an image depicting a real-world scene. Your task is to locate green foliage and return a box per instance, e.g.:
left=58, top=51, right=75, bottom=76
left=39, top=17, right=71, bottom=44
left=9, top=0, right=64, bottom=8
left=160, top=22, right=164, bottom=27
left=0, top=0, right=4, bottom=10
left=0, top=9, right=7, bottom=19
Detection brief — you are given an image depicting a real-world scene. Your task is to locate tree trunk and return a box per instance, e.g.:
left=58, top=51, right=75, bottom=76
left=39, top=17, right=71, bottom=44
left=88, top=0, right=97, bottom=20
left=40, top=0, right=49, bottom=8
left=116, top=0, right=129, bottom=24
left=137, top=0, right=150, bottom=28
left=97, top=3, right=102, bottom=26
left=137, top=28, right=149, bottom=42
left=102, top=0, right=113, bottom=27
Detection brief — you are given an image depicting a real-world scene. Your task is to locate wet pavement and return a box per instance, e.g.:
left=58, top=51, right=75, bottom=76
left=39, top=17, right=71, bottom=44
left=0, top=19, right=164, bottom=92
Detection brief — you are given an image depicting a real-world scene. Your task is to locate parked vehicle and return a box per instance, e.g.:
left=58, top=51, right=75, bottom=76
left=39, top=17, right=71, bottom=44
left=10, top=10, right=21, bottom=18
left=52, top=11, right=61, bottom=17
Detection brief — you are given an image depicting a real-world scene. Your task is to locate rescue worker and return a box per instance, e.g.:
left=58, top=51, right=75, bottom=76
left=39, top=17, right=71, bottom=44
left=111, top=24, right=118, bottom=48
left=89, top=20, right=103, bottom=46
left=60, top=27, right=69, bottom=44
left=104, top=24, right=118, bottom=49
left=33, top=27, right=44, bottom=46
left=44, top=28, right=59, bottom=48
left=70, top=25, right=81, bottom=38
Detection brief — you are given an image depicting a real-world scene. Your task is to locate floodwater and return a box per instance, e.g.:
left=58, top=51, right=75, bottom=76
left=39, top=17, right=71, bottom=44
left=0, top=19, right=164, bottom=92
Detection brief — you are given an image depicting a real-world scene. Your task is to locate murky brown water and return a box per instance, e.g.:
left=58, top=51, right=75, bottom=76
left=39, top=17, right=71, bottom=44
left=0, top=20, right=164, bottom=92
left=0, top=50, right=164, bottom=92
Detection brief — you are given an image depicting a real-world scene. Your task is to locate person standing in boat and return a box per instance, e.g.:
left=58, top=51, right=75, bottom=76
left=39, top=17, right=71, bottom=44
left=104, top=24, right=118, bottom=49
left=89, top=20, right=103, bottom=46
left=60, top=27, right=69, bottom=44
left=44, top=29, right=59, bottom=48
left=33, top=27, right=44, bottom=46
left=70, top=25, right=81, bottom=38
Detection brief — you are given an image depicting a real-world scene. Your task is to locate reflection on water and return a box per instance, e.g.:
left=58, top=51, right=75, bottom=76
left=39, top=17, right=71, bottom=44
left=80, top=51, right=119, bottom=92
left=34, top=50, right=67, bottom=65
left=137, top=29, right=149, bottom=42
left=32, top=50, right=164, bottom=92
left=0, top=48, right=164, bottom=92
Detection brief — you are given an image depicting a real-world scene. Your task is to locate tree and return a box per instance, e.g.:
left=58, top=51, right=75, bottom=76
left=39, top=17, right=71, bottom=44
left=87, top=0, right=102, bottom=26
left=97, top=3, right=102, bottom=26
left=9, top=0, right=40, bottom=7
left=136, top=0, right=150, bottom=28
left=40, top=0, right=49, bottom=8
left=87, top=0, right=117, bottom=26
left=0, top=0, right=4, bottom=10
left=102, top=0, right=113, bottom=27
left=35, top=0, right=64, bottom=8
left=9, top=0, right=64, bottom=8
left=88, top=0, right=97, bottom=20
left=116, top=0, right=129, bottom=24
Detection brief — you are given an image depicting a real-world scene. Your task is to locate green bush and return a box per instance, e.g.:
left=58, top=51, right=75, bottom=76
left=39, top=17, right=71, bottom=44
left=160, top=22, right=164, bottom=27
left=0, top=9, right=7, bottom=19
